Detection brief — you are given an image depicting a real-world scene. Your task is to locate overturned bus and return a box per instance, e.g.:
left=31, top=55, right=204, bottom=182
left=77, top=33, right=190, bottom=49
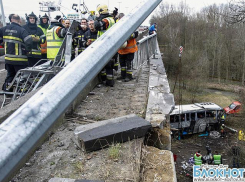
left=170, top=103, right=224, bottom=135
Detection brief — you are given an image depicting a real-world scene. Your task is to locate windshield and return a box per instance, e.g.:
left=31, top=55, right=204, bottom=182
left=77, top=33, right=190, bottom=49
left=229, top=103, right=236, bottom=109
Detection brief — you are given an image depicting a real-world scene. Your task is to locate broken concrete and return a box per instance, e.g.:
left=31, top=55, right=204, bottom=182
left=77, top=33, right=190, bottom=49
left=141, top=146, right=177, bottom=182
left=74, top=114, right=151, bottom=152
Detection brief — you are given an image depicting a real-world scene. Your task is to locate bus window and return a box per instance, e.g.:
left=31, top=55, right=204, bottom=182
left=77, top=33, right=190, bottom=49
left=197, top=112, right=205, bottom=118
left=191, top=113, right=195, bottom=120
left=181, top=114, right=185, bottom=121
left=175, top=115, right=180, bottom=123
left=186, top=113, right=190, bottom=121
left=170, top=115, right=174, bottom=123
left=206, top=111, right=215, bottom=117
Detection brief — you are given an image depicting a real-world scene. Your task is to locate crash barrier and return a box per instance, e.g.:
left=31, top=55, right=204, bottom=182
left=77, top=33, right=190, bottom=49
left=133, top=33, right=157, bottom=72
left=0, top=0, right=162, bottom=181
left=0, top=21, right=80, bottom=108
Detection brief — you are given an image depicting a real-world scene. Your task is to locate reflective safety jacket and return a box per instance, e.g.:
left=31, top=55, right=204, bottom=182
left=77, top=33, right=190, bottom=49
left=194, top=154, right=202, bottom=166
left=118, top=32, right=138, bottom=55
left=213, top=155, right=221, bottom=165
left=96, top=16, right=115, bottom=38
left=46, top=26, right=63, bottom=60
left=118, top=38, right=138, bottom=55
left=0, top=22, right=32, bottom=65
left=38, top=25, right=48, bottom=54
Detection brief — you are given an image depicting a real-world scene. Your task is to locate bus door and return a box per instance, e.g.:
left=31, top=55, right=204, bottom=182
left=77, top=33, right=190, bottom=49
left=170, top=115, right=179, bottom=129
left=194, top=111, right=206, bottom=133
left=190, top=113, right=196, bottom=133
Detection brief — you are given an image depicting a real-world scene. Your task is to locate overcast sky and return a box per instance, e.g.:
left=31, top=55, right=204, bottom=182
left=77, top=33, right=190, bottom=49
left=1, top=0, right=228, bottom=25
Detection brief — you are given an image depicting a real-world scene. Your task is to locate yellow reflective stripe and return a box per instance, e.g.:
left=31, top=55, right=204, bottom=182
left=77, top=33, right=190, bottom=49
left=32, top=52, right=42, bottom=55
left=5, top=56, right=28, bottom=61
left=127, top=71, right=132, bottom=74
left=125, top=44, right=137, bottom=49
left=3, top=36, right=23, bottom=42
left=15, top=43, right=18, bottom=55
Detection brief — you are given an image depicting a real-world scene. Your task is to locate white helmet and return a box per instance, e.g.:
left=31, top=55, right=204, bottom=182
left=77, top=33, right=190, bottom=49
left=120, top=41, right=127, bottom=49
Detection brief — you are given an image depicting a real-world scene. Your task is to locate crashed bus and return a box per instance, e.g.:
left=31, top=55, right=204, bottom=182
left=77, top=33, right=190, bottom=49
left=170, top=102, right=224, bottom=135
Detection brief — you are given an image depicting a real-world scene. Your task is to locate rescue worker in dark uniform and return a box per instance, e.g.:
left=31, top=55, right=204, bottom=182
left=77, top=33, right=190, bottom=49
left=73, top=18, right=89, bottom=58
left=23, top=12, right=45, bottom=67
left=83, top=20, right=98, bottom=48
left=0, top=14, right=33, bottom=91
left=46, top=18, right=67, bottom=62
left=117, top=13, right=138, bottom=82
left=38, top=13, right=49, bottom=59
left=94, top=4, right=115, bottom=87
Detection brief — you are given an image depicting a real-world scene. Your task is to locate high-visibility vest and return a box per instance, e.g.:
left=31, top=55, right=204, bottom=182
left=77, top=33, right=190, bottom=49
left=213, top=155, right=221, bottom=165
left=97, top=17, right=115, bottom=38
left=47, top=26, right=63, bottom=60
left=194, top=154, right=202, bottom=166
left=38, top=25, right=47, bottom=35
left=239, top=130, right=244, bottom=140
left=118, top=38, right=138, bottom=55
left=38, top=25, right=47, bottom=54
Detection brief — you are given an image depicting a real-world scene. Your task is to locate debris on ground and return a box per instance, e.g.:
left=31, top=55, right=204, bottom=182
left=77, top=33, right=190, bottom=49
left=209, top=131, right=220, bottom=139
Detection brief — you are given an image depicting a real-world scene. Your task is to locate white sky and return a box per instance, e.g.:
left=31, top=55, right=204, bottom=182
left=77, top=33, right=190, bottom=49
left=1, top=0, right=228, bottom=25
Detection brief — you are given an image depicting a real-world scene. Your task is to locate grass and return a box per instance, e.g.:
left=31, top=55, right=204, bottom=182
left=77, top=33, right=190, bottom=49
left=108, top=143, right=121, bottom=160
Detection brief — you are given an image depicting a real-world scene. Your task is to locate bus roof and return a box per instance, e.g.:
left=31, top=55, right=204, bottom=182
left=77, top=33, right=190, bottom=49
left=170, top=102, right=223, bottom=115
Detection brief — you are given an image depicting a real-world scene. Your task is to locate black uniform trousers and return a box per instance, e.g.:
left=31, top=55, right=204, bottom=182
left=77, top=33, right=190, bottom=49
left=119, top=53, right=134, bottom=79
left=3, top=63, right=27, bottom=90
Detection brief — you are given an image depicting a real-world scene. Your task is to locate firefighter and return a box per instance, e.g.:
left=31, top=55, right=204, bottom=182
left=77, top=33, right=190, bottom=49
left=220, top=113, right=226, bottom=124
left=38, top=13, right=49, bottom=59
left=46, top=18, right=67, bottom=62
left=0, top=14, right=33, bottom=91
left=117, top=13, right=138, bottom=82
left=73, top=18, right=89, bottom=56
left=94, top=4, right=115, bottom=87
left=213, top=151, right=222, bottom=165
left=83, top=20, right=98, bottom=48
left=23, top=12, right=45, bottom=67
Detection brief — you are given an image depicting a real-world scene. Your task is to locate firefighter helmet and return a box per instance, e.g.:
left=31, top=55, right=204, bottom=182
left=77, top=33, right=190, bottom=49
left=40, top=13, right=49, bottom=20
left=27, top=12, right=38, bottom=22
left=96, top=4, right=109, bottom=14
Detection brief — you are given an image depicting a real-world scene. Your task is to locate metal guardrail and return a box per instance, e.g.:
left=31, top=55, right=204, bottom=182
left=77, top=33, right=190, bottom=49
left=133, top=33, right=157, bottom=71
left=0, top=0, right=162, bottom=181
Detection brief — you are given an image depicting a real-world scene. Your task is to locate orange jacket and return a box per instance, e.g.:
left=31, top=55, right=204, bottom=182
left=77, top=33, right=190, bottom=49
left=40, top=41, right=47, bottom=54
left=118, top=38, right=138, bottom=55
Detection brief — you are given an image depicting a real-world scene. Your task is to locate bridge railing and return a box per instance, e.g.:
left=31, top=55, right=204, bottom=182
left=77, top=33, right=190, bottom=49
left=133, top=33, right=157, bottom=71
left=0, top=0, right=162, bottom=181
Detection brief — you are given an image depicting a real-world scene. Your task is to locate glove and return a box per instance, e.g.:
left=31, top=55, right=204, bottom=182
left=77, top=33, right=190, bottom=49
left=113, top=7, right=118, bottom=17
left=131, top=31, right=139, bottom=39
left=94, top=20, right=103, bottom=30
left=32, top=35, right=40, bottom=43
left=40, top=35, right=46, bottom=44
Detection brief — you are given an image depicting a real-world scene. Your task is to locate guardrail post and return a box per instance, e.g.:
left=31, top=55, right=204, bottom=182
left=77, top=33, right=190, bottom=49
left=153, top=36, right=157, bottom=59
left=146, top=39, right=150, bottom=61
